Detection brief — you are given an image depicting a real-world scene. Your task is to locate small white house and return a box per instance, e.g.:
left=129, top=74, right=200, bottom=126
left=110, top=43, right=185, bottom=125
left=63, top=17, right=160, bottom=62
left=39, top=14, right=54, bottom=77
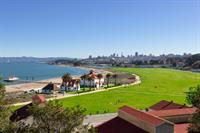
left=80, top=71, right=104, bottom=88
left=60, top=79, right=80, bottom=92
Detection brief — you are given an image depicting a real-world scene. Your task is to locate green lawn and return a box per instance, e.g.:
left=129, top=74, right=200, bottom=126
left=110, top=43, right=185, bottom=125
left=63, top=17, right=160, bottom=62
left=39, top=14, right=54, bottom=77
left=58, top=68, right=200, bottom=114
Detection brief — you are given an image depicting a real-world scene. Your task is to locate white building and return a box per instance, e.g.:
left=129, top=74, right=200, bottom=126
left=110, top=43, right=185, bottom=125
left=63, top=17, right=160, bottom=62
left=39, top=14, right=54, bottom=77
left=80, top=71, right=104, bottom=88
left=60, top=79, right=80, bottom=92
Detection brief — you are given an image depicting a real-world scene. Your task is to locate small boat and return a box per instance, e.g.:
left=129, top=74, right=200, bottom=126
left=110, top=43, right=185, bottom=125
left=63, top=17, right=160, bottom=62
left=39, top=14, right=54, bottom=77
left=4, top=76, right=19, bottom=82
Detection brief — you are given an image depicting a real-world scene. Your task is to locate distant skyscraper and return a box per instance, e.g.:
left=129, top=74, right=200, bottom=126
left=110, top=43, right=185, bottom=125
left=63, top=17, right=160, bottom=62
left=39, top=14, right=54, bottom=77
left=89, top=55, right=92, bottom=59
left=121, top=52, right=124, bottom=57
left=135, top=52, right=138, bottom=57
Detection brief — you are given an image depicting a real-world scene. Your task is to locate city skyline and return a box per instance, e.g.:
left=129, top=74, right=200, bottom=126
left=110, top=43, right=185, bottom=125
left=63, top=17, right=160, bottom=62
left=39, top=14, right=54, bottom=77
left=0, top=52, right=195, bottom=58
left=0, top=0, right=199, bottom=58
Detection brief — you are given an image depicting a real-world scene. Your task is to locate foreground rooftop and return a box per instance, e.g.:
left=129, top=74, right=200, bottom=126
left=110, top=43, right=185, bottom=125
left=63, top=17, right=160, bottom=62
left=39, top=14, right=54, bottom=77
left=96, top=101, right=195, bottom=133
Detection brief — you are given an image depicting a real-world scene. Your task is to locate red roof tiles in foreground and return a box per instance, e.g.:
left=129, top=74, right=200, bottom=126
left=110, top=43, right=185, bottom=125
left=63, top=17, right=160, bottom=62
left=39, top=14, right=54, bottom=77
left=148, top=108, right=197, bottom=117
left=119, top=106, right=169, bottom=126
left=96, top=117, right=148, bottom=133
left=174, top=124, right=189, bottom=133
left=149, top=100, right=189, bottom=111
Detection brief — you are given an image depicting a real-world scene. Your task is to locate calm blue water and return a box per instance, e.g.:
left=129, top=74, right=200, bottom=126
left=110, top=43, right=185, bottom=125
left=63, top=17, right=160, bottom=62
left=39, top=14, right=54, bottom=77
left=0, top=62, right=89, bottom=85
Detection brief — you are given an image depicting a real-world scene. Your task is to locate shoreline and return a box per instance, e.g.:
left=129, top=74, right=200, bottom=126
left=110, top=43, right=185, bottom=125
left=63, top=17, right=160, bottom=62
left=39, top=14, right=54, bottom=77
left=5, top=77, right=62, bottom=93
left=5, top=65, right=111, bottom=93
left=53, top=64, right=112, bottom=76
left=54, top=64, right=111, bottom=74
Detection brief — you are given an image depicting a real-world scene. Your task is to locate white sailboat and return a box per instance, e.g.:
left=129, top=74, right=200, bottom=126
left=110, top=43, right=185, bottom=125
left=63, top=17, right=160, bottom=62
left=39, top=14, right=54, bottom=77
left=4, top=76, right=19, bottom=82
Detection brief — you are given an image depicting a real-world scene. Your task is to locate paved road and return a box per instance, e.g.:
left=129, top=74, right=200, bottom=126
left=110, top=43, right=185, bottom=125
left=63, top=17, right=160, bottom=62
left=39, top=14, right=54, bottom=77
left=83, top=113, right=117, bottom=126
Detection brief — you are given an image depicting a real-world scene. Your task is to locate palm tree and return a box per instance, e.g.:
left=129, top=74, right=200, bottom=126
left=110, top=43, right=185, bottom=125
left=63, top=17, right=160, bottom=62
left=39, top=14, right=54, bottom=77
left=87, top=76, right=93, bottom=90
left=89, top=70, right=94, bottom=74
left=0, top=76, right=5, bottom=98
left=75, top=79, right=80, bottom=92
left=97, top=74, right=103, bottom=89
left=106, top=73, right=112, bottom=88
left=80, top=74, right=87, bottom=90
left=112, top=74, right=118, bottom=86
left=62, top=73, right=72, bottom=88
left=62, top=73, right=72, bottom=83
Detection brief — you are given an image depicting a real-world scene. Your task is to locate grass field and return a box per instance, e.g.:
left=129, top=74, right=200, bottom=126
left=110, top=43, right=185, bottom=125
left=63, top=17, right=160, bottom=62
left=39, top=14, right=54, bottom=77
left=58, top=68, right=200, bottom=114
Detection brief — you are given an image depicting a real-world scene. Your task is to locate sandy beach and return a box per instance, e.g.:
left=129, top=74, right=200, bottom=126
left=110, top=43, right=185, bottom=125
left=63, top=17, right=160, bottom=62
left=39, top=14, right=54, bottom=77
left=5, top=77, right=63, bottom=93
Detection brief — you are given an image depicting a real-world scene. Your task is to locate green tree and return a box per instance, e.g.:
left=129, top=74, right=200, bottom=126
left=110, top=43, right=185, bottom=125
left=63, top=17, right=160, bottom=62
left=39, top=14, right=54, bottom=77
left=62, top=73, right=72, bottom=89
left=106, top=73, right=111, bottom=87
left=112, top=74, right=118, bottom=86
left=62, top=73, right=72, bottom=83
left=186, top=85, right=200, bottom=107
left=81, top=74, right=87, bottom=90
left=186, top=85, right=200, bottom=133
left=188, top=109, right=200, bottom=133
left=3, top=101, right=95, bottom=133
left=0, top=77, right=11, bottom=132
left=0, top=77, right=95, bottom=133
left=97, top=74, right=103, bottom=89
left=75, top=79, right=81, bottom=92
left=29, top=101, right=94, bottom=133
left=87, top=76, right=93, bottom=90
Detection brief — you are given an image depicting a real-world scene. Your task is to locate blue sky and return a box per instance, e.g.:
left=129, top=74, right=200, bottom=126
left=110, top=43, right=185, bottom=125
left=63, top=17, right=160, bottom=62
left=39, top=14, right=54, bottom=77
left=0, top=0, right=199, bottom=58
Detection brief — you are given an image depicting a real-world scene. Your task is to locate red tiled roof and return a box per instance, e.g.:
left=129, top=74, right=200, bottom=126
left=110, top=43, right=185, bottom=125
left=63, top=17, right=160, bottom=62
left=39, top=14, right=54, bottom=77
left=10, top=95, right=46, bottom=122
left=148, top=108, right=197, bottom=117
left=119, top=106, right=168, bottom=126
left=149, top=100, right=189, bottom=111
left=85, top=70, right=98, bottom=78
left=96, top=105, right=193, bottom=133
left=96, top=117, right=148, bottom=133
left=32, top=95, right=46, bottom=104
left=87, top=73, right=97, bottom=78
left=174, top=123, right=189, bottom=133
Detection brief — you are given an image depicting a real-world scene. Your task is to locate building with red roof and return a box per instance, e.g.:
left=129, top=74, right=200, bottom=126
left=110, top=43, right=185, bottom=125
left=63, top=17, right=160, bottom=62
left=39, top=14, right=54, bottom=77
left=10, top=95, right=46, bottom=122
left=97, top=117, right=148, bottom=133
left=96, top=101, right=195, bottom=133
left=32, top=95, right=46, bottom=104
left=174, top=124, right=189, bottom=133
left=80, top=70, right=104, bottom=88
left=149, top=100, right=190, bottom=111
left=97, top=106, right=174, bottom=133
left=60, top=79, right=80, bottom=92
left=148, top=108, right=196, bottom=118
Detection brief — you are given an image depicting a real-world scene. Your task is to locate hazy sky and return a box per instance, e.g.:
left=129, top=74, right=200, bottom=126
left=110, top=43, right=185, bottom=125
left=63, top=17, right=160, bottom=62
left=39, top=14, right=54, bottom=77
left=0, top=0, right=199, bottom=58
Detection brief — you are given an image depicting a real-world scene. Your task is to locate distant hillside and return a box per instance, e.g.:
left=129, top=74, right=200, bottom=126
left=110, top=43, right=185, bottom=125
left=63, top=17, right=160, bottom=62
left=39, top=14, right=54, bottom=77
left=0, top=57, right=72, bottom=63
left=48, top=58, right=86, bottom=67
left=185, top=54, right=200, bottom=69
left=46, top=53, right=200, bottom=70
left=191, top=61, right=200, bottom=69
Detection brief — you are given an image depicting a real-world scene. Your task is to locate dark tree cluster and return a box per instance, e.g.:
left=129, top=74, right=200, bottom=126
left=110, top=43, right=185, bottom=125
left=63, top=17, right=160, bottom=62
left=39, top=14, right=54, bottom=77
left=186, top=85, right=200, bottom=133
left=0, top=76, right=95, bottom=133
